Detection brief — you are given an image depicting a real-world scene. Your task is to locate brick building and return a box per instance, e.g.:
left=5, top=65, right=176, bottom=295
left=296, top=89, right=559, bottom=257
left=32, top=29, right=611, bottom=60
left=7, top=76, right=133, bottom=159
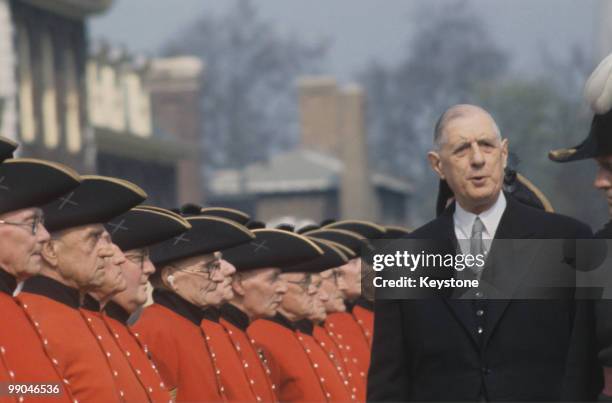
left=208, top=77, right=412, bottom=225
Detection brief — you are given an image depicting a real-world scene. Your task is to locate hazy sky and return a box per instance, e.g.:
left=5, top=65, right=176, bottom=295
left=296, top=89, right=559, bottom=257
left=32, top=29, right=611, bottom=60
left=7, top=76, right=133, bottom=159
left=90, top=0, right=600, bottom=81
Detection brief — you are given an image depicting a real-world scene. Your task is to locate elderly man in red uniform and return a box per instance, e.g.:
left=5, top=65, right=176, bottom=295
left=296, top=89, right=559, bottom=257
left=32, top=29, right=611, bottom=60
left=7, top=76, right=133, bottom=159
left=0, top=155, right=80, bottom=403
left=249, top=235, right=360, bottom=402
left=133, top=214, right=255, bottom=402
left=102, top=206, right=190, bottom=403
left=306, top=223, right=380, bottom=386
left=17, top=175, right=146, bottom=403
left=217, top=227, right=327, bottom=402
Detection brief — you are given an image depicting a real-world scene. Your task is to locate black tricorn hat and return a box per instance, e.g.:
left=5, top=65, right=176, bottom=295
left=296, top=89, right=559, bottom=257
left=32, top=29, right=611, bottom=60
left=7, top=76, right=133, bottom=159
left=222, top=229, right=323, bottom=272
left=296, top=223, right=320, bottom=234
left=303, top=228, right=367, bottom=257
left=435, top=170, right=553, bottom=217
left=550, top=54, right=612, bottom=162
left=384, top=226, right=412, bottom=238
left=322, top=220, right=387, bottom=240
left=201, top=207, right=251, bottom=225
left=548, top=110, right=612, bottom=162
left=105, top=206, right=192, bottom=251
left=150, top=216, right=254, bottom=267
left=282, top=238, right=348, bottom=273
left=246, top=220, right=266, bottom=230
left=180, top=203, right=204, bottom=217
left=0, top=158, right=80, bottom=215
left=43, top=175, right=147, bottom=232
left=0, top=136, right=18, bottom=163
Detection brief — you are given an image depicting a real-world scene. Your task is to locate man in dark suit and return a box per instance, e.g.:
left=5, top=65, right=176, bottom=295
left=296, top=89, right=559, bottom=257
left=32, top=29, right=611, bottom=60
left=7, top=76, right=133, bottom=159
left=368, top=104, right=600, bottom=401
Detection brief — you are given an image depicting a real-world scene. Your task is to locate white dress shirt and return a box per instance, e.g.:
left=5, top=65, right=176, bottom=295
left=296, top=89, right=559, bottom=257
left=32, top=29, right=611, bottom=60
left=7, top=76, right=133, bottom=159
left=454, top=192, right=507, bottom=255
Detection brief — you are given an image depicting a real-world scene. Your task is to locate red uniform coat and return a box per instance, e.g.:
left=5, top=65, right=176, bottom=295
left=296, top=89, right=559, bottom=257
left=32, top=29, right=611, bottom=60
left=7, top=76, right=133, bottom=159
left=350, top=298, right=374, bottom=346
left=313, top=324, right=364, bottom=401
left=103, top=301, right=171, bottom=403
left=17, top=275, right=120, bottom=403
left=79, top=296, right=152, bottom=403
left=218, top=304, right=277, bottom=402
left=0, top=270, right=72, bottom=403
left=248, top=314, right=355, bottom=402
left=132, top=289, right=224, bottom=402
left=325, top=311, right=370, bottom=380
left=201, top=308, right=269, bottom=403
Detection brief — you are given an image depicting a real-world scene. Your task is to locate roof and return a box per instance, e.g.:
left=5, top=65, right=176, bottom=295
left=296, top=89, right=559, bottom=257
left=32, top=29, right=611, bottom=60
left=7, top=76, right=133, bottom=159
left=209, top=148, right=412, bottom=196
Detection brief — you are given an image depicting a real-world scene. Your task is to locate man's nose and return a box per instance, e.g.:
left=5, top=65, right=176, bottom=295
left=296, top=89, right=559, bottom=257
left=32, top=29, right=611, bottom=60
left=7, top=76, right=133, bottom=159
left=112, top=245, right=126, bottom=265
left=276, top=279, right=288, bottom=294
left=99, top=244, right=114, bottom=259
left=37, top=225, right=51, bottom=243
left=594, top=166, right=612, bottom=190
left=319, top=290, right=329, bottom=302
left=470, top=143, right=485, bottom=166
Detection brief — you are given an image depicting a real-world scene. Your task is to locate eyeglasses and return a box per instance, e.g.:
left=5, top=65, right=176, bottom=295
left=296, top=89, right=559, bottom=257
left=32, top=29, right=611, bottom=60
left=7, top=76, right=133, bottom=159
left=125, top=249, right=150, bottom=270
left=286, top=274, right=312, bottom=291
left=180, top=258, right=222, bottom=279
left=0, top=215, right=45, bottom=235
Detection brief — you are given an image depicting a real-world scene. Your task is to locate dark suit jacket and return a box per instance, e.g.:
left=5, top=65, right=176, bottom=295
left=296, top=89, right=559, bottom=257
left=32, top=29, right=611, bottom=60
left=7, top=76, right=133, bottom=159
left=367, top=195, right=601, bottom=401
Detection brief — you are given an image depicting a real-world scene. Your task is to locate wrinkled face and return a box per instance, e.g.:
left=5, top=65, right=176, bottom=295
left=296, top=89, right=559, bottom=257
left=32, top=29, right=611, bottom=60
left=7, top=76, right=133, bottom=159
left=336, top=258, right=362, bottom=300
left=279, top=272, right=314, bottom=320
left=0, top=208, right=49, bottom=281
left=428, top=110, right=508, bottom=214
left=594, top=155, right=612, bottom=217
left=94, top=243, right=127, bottom=299
left=113, top=247, right=154, bottom=313
left=51, top=224, right=114, bottom=290
left=237, top=267, right=287, bottom=319
left=308, top=274, right=328, bottom=322
left=320, top=268, right=346, bottom=313
left=169, top=252, right=235, bottom=308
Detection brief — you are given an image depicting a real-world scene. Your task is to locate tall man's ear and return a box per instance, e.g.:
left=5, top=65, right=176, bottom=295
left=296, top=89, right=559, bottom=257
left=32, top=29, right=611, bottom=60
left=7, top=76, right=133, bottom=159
left=501, top=138, right=509, bottom=169
left=41, top=240, right=59, bottom=268
left=427, top=151, right=445, bottom=180
left=231, top=273, right=246, bottom=297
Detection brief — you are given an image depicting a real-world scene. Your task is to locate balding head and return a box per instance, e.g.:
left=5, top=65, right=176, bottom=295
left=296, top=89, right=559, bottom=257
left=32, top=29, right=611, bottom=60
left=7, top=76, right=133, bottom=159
left=427, top=103, right=508, bottom=214
left=434, top=104, right=501, bottom=150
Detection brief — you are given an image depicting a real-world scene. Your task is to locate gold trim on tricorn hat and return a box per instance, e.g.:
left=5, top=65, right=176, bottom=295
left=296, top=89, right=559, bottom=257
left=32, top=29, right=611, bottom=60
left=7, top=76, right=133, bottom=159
left=304, top=228, right=367, bottom=257
left=42, top=175, right=147, bottom=232
left=322, top=219, right=386, bottom=240
left=201, top=206, right=251, bottom=225
left=105, top=206, right=192, bottom=251
left=150, top=216, right=255, bottom=267
left=0, top=158, right=81, bottom=215
left=222, top=228, right=323, bottom=272
left=281, top=237, right=348, bottom=273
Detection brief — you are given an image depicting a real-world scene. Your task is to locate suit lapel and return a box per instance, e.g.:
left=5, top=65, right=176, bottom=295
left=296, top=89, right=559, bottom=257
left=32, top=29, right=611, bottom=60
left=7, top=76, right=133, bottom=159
left=481, top=196, right=539, bottom=347
left=434, top=207, right=481, bottom=348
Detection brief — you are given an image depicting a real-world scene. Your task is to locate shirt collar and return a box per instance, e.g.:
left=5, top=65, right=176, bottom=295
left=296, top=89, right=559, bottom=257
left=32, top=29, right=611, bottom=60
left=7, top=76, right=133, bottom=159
left=82, top=294, right=101, bottom=312
left=203, top=307, right=220, bottom=322
left=269, top=312, right=296, bottom=331
left=104, top=300, right=131, bottom=324
left=22, top=275, right=81, bottom=309
left=0, top=268, right=17, bottom=296
left=295, top=319, right=314, bottom=335
left=219, top=303, right=250, bottom=331
left=153, top=288, right=206, bottom=326
left=454, top=191, right=507, bottom=239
